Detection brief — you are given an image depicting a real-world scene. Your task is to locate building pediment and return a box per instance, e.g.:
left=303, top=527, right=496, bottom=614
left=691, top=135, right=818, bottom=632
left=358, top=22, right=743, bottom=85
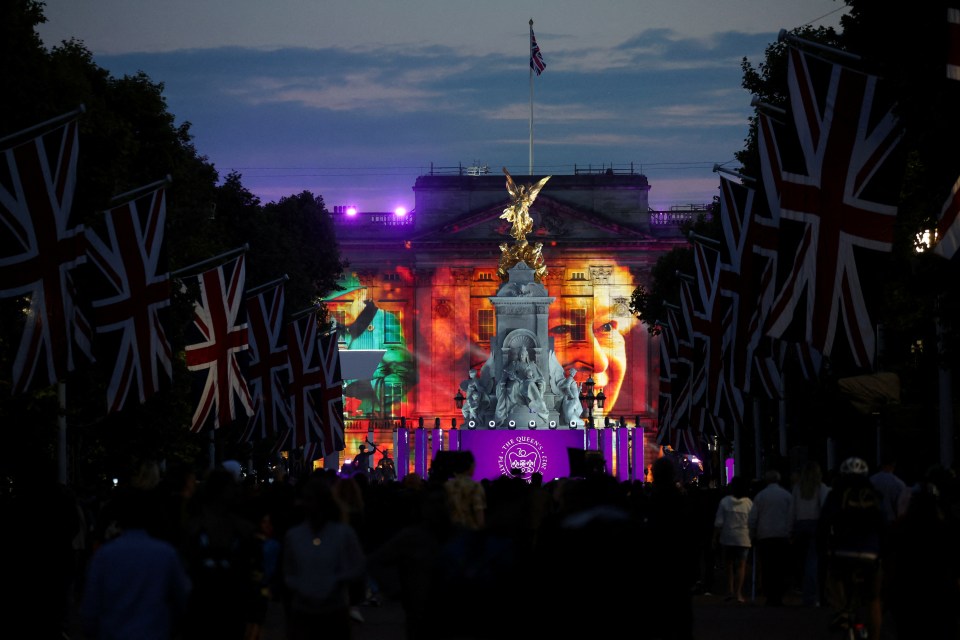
left=408, top=195, right=653, bottom=244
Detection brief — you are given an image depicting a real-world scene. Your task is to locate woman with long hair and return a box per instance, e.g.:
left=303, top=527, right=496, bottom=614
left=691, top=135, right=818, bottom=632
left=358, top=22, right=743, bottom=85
left=790, top=460, right=830, bottom=607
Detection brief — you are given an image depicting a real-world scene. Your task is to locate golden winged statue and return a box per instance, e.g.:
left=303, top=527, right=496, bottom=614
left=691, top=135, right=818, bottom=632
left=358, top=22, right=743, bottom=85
left=498, top=168, right=551, bottom=283
left=500, top=168, right=551, bottom=242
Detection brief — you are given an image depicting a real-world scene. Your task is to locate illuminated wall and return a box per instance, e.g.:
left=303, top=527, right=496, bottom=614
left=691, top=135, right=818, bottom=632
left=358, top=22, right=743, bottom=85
left=327, top=259, right=653, bottom=425
left=328, top=171, right=690, bottom=432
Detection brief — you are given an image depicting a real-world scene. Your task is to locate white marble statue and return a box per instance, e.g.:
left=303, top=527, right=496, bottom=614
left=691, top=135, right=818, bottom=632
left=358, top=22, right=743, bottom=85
left=559, top=367, right=582, bottom=425
left=496, top=345, right=548, bottom=422
left=461, top=368, right=489, bottom=422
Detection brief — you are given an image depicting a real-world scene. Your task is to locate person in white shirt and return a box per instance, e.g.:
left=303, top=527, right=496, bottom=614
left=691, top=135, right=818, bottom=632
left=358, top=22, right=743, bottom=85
left=749, top=470, right=794, bottom=606
left=714, top=476, right=753, bottom=603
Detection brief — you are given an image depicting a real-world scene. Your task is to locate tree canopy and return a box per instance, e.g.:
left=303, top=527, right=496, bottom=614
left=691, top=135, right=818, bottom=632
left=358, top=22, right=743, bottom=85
left=0, top=0, right=346, bottom=485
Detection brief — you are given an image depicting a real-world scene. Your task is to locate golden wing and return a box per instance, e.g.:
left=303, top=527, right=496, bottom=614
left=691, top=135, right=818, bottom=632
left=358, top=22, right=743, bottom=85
left=503, top=167, right=520, bottom=200
left=527, top=175, right=551, bottom=203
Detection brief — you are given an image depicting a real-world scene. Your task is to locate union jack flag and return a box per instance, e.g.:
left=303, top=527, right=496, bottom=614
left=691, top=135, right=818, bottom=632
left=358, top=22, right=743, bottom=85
left=530, top=25, right=547, bottom=76
left=934, top=174, right=960, bottom=260
left=287, top=311, right=345, bottom=456
left=717, top=176, right=779, bottom=395
left=690, top=240, right=730, bottom=412
left=184, top=255, right=253, bottom=432
left=270, top=426, right=291, bottom=458
left=85, top=182, right=172, bottom=413
left=0, top=110, right=92, bottom=395
left=659, top=283, right=701, bottom=448
left=757, top=111, right=825, bottom=383
left=752, top=339, right=788, bottom=400
left=764, top=47, right=904, bottom=370
left=241, top=283, right=292, bottom=442
left=302, top=442, right=322, bottom=464
left=656, top=320, right=674, bottom=433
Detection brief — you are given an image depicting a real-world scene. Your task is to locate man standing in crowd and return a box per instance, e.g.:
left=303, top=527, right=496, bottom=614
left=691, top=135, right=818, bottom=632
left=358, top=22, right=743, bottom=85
left=869, top=456, right=907, bottom=524
left=749, top=470, right=793, bottom=606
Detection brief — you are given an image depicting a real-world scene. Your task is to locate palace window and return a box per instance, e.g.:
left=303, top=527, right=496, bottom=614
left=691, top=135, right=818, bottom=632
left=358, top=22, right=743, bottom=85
left=383, top=381, right=404, bottom=417
left=384, top=309, right=402, bottom=344
left=478, top=272, right=494, bottom=281
left=478, top=309, right=495, bottom=342
left=569, top=308, right=587, bottom=341
left=570, top=271, right=587, bottom=281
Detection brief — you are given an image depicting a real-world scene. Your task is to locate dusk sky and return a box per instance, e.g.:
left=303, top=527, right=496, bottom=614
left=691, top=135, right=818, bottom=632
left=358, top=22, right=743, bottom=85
left=36, top=0, right=848, bottom=213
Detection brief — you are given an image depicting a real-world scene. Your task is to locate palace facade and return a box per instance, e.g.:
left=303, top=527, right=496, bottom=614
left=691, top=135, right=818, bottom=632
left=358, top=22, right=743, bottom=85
left=326, top=167, right=702, bottom=459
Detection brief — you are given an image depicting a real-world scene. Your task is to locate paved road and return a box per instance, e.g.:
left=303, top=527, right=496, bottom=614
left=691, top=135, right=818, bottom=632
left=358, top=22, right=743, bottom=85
left=259, top=590, right=900, bottom=640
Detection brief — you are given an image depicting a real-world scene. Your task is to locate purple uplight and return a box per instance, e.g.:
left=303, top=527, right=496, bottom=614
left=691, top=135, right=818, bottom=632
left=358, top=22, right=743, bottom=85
left=394, top=206, right=407, bottom=217
left=346, top=206, right=357, bottom=216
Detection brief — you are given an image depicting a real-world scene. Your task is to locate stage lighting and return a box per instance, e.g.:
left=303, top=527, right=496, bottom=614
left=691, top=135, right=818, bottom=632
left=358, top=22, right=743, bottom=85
left=548, top=420, right=557, bottom=429
left=508, top=420, right=516, bottom=429
left=488, top=420, right=496, bottom=428
left=468, top=420, right=477, bottom=429
left=569, top=420, right=578, bottom=429
left=346, top=206, right=357, bottom=216
left=394, top=206, right=408, bottom=217
left=528, top=420, right=536, bottom=428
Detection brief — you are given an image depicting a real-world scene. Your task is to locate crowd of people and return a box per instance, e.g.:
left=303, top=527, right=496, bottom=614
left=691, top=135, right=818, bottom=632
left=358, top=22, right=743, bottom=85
left=710, top=456, right=960, bottom=639
left=10, top=450, right=960, bottom=640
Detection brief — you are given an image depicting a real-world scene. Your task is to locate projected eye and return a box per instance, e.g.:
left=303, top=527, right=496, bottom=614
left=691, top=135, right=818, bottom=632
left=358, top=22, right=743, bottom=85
left=549, top=324, right=571, bottom=335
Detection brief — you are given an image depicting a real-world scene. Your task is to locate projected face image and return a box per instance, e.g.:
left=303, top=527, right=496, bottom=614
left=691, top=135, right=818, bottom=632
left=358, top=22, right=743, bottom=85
left=550, top=312, right=631, bottom=414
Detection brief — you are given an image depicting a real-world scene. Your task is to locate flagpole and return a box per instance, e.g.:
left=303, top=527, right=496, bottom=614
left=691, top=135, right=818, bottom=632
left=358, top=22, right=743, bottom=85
left=171, top=244, right=249, bottom=278
left=529, top=19, right=535, bottom=175
left=246, top=274, right=290, bottom=299
left=291, top=304, right=320, bottom=321
left=713, top=163, right=757, bottom=185
left=108, top=175, right=172, bottom=205
left=777, top=29, right=861, bottom=63
left=0, top=104, right=86, bottom=149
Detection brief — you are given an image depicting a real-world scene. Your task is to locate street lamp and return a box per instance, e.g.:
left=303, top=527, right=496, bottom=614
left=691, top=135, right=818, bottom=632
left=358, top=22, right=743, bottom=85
left=454, top=389, right=465, bottom=410
left=579, top=375, right=606, bottom=429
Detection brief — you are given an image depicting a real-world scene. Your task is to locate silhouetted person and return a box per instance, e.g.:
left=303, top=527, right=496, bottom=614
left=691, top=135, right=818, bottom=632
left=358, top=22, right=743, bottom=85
left=637, top=456, right=698, bottom=640
left=869, top=456, right=907, bottom=524
left=180, top=467, right=261, bottom=640
left=789, top=460, right=830, bottom=606
left=281, top=474, right=366, bottom=640
left=80, top=488, right=191, bottom=640
left=3, top=461, right=83, bottom=639
left=367, top=486, right=453, bottom=640
left=818, top=457, right=885, bottom=638
left=885, top=466, right=960, bottom=638
left=748, top=470, right=793, bottom=606
left=714, top=476, right=752, bottom=603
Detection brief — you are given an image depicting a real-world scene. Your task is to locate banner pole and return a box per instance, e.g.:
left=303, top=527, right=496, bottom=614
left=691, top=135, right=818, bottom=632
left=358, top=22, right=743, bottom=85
left=529, top=19, right=534, bottom=175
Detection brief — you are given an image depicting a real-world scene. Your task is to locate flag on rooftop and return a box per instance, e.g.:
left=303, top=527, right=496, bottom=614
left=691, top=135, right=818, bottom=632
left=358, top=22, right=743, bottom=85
left=530, top=24, right=546, bottom=76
